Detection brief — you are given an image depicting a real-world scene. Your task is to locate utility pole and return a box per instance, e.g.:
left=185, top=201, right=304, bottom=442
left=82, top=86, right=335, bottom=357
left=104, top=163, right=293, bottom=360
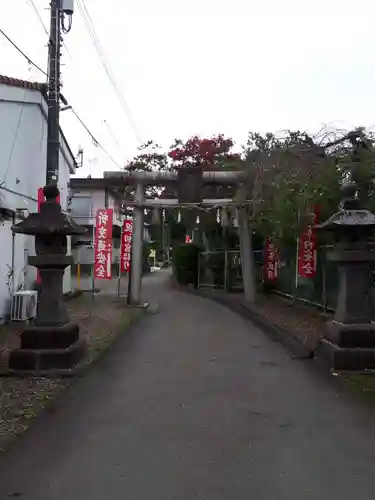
left=46, top=0, right=61, bottom=186
left=46, top=0, right=74, bottom=186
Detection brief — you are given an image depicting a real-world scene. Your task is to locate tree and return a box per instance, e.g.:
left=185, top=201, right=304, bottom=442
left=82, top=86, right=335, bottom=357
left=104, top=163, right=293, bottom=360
left=168, top=134, right=240, bottom=200
left=119, top=141, right=169, bottom=258
left=168, top=134, right=239, bottom=168
left=119, top=140, right=168, bottom=213
left=168, top=134, right=239, bottom=250
left=236, top=127, right=375, bottom=244
left=123, top=140, right=168, bottom=194
left=341, top=128, right=375, bottom=207
left=237, top=130, right=342, bottom=243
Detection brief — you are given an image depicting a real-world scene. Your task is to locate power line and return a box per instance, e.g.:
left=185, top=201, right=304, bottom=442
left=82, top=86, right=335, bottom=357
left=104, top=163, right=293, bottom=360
left=76, top=0, right=143, bottom=145
left=27, top=0, right=49, bottom=36
left=70, top=108, right=123, bottom=169
left=103, top=120, right=120, bottom=147
left=78, top=1, right=142, bottom=144
left=0, top=27, right=48, bottom=78
left=0, top=26, right=123, bottom=170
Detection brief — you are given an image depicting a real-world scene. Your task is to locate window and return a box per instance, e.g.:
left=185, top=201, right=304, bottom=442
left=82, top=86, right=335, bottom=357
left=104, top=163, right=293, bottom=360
left=70, top=196, right=92, bottom=218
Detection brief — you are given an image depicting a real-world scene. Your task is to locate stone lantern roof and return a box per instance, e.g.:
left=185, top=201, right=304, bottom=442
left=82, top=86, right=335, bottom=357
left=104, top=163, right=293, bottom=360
left=315, top=182, right=375, bottom=233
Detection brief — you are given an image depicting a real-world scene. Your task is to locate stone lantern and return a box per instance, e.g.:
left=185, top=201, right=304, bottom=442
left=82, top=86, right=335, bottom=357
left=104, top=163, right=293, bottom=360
left=8, top=184, right=87, bottom=375
left=316, top=181, right=375, bottom=370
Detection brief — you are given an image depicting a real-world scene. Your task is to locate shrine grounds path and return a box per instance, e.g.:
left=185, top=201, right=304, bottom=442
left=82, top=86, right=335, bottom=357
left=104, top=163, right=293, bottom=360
left=1, top=270, right=375, bottom=499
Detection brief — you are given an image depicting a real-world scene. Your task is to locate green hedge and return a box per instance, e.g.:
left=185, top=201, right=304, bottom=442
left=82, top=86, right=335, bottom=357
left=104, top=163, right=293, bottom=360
left=172, top=243, right=201, bottom=286
left=206, top=252, right=226, bottom=288
left=142, top=243, right=152, bottom=275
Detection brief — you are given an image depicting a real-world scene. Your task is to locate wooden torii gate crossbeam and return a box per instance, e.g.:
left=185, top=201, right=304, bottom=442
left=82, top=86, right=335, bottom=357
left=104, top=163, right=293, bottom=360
left=104, top=170, right=255, bottom=305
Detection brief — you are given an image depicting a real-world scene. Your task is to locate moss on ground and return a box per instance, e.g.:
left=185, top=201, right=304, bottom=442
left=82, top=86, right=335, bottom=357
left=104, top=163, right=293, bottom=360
left=341, top=373, right=375, bottom=399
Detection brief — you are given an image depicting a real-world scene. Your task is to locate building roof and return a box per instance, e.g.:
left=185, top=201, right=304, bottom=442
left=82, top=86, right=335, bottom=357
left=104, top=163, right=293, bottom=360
left=0, top=74, right=47, bottom=94
left=70, top=177, right=142, bottom=208
left=70, top=177, right=121, bottom=200
left=0, top=74, right=76, bottom=171
left=70, top=177, right=115, bottom=190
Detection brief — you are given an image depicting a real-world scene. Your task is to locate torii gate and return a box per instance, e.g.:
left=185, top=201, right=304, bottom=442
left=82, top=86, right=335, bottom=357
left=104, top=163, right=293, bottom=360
left=103, top=170, right=255, bottom=305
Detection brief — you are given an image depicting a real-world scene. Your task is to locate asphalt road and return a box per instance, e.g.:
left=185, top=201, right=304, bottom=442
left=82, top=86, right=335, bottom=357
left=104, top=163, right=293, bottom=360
left=1, top=270, right=375, bottom=499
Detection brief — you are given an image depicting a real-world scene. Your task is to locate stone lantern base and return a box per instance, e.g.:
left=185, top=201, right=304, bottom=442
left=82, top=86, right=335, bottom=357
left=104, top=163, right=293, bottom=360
left=319, top=321, right=375, bottom=371
left=8, top=323, right=86, bottom=376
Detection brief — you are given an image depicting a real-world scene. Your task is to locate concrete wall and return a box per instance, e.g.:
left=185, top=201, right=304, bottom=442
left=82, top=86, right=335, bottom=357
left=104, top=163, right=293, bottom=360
left=0, top=83, right=75, bottom=322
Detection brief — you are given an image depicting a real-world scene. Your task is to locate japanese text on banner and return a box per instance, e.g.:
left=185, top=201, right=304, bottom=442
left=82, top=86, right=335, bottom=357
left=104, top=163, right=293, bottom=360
left=120, top=218, right=133, bottom=273
left=264, top=237, right=279, bottom=282
left=94, top=209, right=113, bottom=280
left=297, top=207, right=319, bottom=278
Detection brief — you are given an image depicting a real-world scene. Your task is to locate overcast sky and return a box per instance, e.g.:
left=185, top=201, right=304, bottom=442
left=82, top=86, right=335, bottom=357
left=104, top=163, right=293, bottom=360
left=2, top=0, right=375, bottom=177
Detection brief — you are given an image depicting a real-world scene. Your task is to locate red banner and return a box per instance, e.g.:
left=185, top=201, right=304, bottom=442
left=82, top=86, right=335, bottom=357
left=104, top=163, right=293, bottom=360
left=36, top=189, right=44, bottom=285
left=120, top=218, right=133, bottom=273
left=37, top=187, right=60, bottom=209
left=94, top=209, right=113, bottom=280
left=297, top=208, right=319, bottom=278
left=264, top=237, right=279, bottom=281
left=37, top=188, right=44, bottom=211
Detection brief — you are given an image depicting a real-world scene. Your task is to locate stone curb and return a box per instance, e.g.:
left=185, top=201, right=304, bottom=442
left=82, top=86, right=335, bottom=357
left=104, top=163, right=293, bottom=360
left=173, top=282, right=314, bottom=360
left=71, top=304, right=149, bottom=377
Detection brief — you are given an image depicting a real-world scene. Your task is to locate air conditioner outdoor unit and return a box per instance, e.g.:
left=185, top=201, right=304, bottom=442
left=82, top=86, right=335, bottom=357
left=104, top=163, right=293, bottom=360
left=10, top=291, right=38, bottom=321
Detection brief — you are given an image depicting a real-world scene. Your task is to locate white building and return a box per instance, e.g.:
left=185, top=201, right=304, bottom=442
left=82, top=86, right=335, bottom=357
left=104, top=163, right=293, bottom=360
left=0, top=75, right=77, bottom=322
left=69, top=178, right=123, bottom=273
left=69, top=178, right=152, bottom=275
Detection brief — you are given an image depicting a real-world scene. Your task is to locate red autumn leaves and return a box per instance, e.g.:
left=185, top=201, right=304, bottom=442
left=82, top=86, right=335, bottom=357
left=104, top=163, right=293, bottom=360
left=168, top=134, right=238, bottom=166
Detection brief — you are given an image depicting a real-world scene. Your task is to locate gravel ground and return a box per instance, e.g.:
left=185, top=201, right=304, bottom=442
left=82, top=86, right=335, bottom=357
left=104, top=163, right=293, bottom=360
left=193, top=287, right=329, bottom=350
left=0, top=294, right=141, bottom=452
left=254, top=293, right=328, bottom=349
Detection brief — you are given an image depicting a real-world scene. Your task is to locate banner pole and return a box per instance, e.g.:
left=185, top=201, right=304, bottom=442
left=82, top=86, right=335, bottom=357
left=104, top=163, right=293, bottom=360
left=294, top=237, right=299, bottom=298
left=127, top=247, right=132, bottom=305
left=294, top=210, right=300, bottom=299
left=91, top=212, right=96, bottom=302
left=117, top=217, right=123, bottom=297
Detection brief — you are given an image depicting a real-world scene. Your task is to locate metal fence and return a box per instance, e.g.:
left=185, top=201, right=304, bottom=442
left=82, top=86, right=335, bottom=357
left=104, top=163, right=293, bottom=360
left=198, top=246, right=375, bottom=313
left=274, top=246, right=338, bottom=311
left=198, top=250, right=264, bottom=292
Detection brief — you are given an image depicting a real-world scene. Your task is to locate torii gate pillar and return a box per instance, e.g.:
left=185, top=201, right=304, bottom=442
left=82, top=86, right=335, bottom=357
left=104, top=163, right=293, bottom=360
left=129, top=182, right=145, bottom=305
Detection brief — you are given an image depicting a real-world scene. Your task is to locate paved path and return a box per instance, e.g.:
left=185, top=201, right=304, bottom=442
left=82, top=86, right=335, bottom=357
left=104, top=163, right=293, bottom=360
left=1, top=271, right=375, bottom=499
